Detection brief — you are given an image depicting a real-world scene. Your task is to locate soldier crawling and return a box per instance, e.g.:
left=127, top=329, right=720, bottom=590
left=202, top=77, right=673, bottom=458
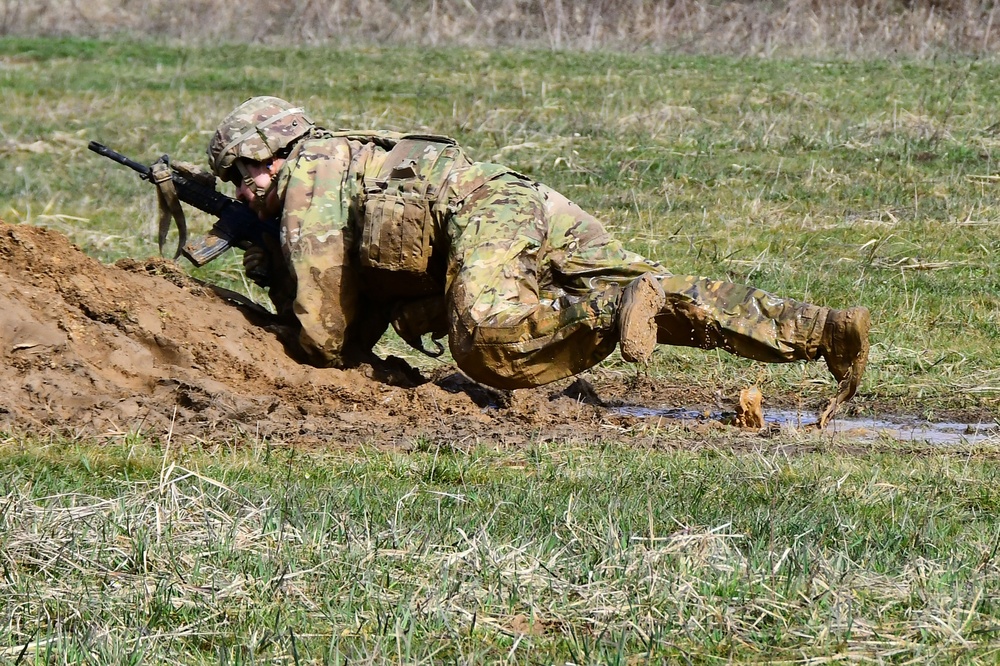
left=207, top=96, right=870, bottom=425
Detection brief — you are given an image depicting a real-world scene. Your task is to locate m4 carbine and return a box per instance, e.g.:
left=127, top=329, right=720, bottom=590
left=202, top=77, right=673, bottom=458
left=88, top=141, right=277, bottom=279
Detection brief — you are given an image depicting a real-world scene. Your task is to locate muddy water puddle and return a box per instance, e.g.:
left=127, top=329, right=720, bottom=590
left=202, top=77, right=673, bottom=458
left=616, top=406, right=1000, bottom=445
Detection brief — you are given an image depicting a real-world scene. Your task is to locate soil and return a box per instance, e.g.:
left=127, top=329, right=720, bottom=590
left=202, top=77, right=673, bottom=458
left=0, top=219, right=971, bottom=449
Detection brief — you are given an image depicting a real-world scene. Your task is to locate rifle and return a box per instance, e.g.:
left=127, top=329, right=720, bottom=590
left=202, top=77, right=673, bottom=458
left=88, top=141, right=278, bottom=278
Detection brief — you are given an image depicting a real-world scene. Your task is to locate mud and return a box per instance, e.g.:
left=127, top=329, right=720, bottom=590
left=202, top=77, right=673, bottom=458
left=0, top=220, right=653, bottom=447
left=0, top=219, right=991, bottom=448
left=618, top=406, right=1000, bottom=446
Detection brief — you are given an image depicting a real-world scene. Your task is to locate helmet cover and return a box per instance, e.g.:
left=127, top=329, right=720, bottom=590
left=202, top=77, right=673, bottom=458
left=207, top=96, right=314, bottom=180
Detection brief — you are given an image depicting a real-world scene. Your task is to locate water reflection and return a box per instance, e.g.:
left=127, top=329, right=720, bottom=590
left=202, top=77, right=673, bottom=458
left=615, top=405, right=1000, bottom=445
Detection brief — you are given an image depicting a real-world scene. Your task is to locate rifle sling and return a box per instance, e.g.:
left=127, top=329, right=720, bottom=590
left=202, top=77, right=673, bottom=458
left=150, top=160, right=188, bottom=260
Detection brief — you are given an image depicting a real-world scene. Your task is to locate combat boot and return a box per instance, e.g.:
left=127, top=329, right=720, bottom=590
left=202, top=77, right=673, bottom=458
left=618, top=273, right=666, bottom=364
left=817, top=305, right=871, bottom=426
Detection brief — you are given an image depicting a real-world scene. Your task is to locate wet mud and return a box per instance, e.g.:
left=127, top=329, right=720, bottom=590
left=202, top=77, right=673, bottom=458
left=0, top=220, right=993, bottom=448
left=618, top=406, right=1000, bottom=446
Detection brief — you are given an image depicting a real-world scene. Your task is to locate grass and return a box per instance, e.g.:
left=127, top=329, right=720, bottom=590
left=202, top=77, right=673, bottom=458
left=5, top=433, right=1000, bottom=664
left=4, top=38, right=1000, bottom=663
left=4, top=0, right=1000, bottom=57
left=2, top=39, right=1000, bottom=409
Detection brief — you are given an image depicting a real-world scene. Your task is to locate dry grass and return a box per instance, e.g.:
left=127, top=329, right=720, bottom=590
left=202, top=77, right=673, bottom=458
left=1, top=0, right=998, bottom=56
left=6, top=435, right=1000, bottom=662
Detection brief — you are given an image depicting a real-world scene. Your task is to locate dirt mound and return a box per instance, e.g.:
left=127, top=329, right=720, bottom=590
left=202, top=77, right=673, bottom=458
left=1, top=220, right=711, bottom=446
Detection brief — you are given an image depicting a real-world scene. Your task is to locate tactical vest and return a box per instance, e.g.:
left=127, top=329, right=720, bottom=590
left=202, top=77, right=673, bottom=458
left=328, top=130, right=509, bottom=297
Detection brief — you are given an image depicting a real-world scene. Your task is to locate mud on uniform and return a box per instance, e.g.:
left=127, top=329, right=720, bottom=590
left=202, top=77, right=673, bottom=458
left=269, top=130, right=827, bottom=389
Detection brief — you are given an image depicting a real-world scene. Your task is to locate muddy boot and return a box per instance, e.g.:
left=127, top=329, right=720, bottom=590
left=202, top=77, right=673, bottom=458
left=618, top=273, right=666, bottom=364
left=817, top=306, right=871, bottom=427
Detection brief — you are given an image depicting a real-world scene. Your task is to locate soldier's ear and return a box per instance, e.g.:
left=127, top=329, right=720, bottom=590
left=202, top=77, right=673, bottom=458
left=266, top=158, right=285, bottom=176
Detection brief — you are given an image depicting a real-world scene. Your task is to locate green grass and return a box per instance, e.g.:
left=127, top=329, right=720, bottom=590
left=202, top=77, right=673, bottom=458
left=3, top=39, right=1000, bottom=409
left=4, top=38, right=1000, bottom=663
left=4, top=434, right=1000, bottom=663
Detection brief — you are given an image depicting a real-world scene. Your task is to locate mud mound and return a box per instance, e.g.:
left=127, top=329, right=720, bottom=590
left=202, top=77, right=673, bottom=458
left=1, top=220, right=701, bottom=446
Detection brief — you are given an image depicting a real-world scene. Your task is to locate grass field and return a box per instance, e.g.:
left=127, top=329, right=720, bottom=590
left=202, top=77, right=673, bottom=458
left=6, top=433, right=1000, bottom=663
left=7, top=433, right=1000, bottom=664
left=3, top=37, right=1000, bottom=663
left=3, top=38, right=1000, bottom=409
left=5, top=0, right=1000, bottom=57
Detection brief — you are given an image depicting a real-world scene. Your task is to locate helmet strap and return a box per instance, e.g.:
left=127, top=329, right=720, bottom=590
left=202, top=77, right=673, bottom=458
left=235, top=160, right=269, bottom=199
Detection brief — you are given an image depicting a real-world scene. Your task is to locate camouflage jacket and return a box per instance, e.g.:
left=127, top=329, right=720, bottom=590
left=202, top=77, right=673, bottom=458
left=270, top=129, right=510, bottom=365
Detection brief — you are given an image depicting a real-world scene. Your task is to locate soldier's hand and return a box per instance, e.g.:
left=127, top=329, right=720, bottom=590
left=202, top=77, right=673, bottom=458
left=243, top=244, right=270, bottom=286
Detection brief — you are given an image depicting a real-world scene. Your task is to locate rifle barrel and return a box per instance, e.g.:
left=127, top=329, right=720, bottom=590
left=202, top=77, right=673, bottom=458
left=87, top=141, right=152, bottom=178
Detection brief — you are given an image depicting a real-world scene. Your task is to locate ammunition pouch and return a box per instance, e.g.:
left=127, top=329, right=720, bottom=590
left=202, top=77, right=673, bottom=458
left=360, top=184, right=436, bottom=275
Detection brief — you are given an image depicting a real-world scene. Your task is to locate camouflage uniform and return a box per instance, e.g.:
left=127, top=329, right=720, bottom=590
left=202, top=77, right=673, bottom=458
left=263, top=130, right=828, bottom=388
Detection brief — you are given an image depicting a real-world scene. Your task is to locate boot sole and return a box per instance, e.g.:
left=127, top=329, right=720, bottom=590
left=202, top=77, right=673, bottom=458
left=619, top=274, right=666, bottom=364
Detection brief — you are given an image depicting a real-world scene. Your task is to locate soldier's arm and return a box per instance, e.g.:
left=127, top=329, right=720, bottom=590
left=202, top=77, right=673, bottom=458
left=280, top=139, right=366, bottom=367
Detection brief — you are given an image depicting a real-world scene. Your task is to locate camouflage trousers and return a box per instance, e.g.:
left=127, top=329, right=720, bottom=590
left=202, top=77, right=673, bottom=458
left=445, top=174, right=827, bottom=389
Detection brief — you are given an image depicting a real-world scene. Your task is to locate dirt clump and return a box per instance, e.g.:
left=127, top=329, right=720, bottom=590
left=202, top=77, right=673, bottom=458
left=735, top=386, right=765, bottom=429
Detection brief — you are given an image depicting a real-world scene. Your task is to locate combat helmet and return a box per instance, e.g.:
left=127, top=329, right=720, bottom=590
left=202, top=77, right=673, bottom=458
left=207, top=96, right=314, bottom=182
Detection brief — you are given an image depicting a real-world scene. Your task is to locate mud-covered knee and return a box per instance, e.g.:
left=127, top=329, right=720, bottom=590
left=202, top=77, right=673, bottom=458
left=447, top=330, right=518, bottom=389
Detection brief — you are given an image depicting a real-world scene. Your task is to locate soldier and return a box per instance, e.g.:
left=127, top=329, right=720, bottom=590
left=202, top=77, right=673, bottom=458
left=208, top=96, right=870, bottom=425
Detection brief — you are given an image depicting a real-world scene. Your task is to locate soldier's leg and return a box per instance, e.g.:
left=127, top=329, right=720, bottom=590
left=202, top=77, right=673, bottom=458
left=542, top=186, right=870, bottom=420
left=653, top=275, right=828, bottom=361
left=447, top=177, right=869, bottom=415
left=616, top=270, right=870, bottom=424
left=446, top=176, right=623, bottom=389
left=539, top=186, right=829, bottom=362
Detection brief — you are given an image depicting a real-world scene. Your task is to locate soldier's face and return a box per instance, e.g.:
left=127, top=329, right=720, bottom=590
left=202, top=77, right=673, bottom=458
left=235, top=159, right=284, bottom=220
